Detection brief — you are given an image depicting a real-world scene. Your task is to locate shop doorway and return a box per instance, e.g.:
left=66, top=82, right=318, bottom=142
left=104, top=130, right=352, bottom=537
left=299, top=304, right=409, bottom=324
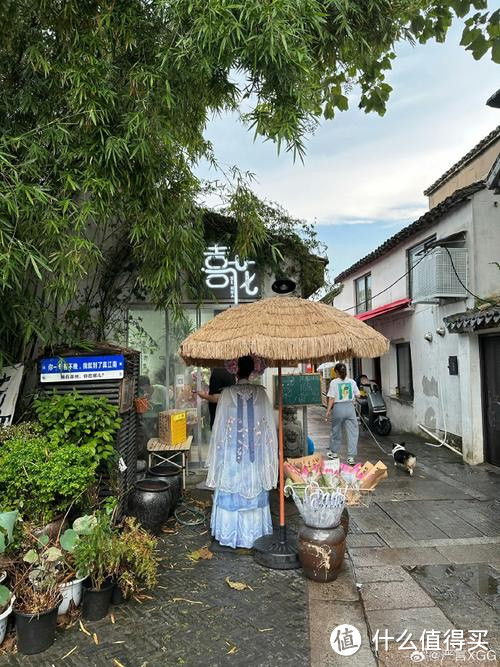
left=128, top=305, right=231, bottom=468
left=481, top=334, right=500, bottom=467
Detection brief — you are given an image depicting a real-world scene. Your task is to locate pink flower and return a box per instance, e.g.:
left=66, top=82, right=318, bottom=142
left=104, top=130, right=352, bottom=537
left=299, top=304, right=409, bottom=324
left=224, top=355, right=267, bottom=377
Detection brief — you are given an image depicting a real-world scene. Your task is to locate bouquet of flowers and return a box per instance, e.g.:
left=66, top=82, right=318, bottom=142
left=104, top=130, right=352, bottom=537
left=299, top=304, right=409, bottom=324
left=284, top=454, right=386, bottom=507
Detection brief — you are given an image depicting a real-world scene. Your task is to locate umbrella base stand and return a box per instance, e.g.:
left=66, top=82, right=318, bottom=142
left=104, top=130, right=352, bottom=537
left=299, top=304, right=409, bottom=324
left=253, top=526, right=300, bottom=570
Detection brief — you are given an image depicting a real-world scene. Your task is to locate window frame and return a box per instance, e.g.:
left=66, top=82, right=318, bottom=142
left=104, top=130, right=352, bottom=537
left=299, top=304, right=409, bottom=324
left=396, top=342, right=414, bottom=401
left=354, top=273, right=372, bottom=314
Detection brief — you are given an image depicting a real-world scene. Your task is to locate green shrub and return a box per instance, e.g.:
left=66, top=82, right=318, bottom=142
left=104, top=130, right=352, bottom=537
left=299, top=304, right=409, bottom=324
left=34, top=391, right=121, bottom=466
left=0, top=421, right=41, bottom=445
left=0, top=434, right=98, bottom=524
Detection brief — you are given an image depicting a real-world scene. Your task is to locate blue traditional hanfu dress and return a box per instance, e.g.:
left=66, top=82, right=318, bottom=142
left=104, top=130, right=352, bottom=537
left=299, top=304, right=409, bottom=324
left=207, top=379, right=278, bottom=548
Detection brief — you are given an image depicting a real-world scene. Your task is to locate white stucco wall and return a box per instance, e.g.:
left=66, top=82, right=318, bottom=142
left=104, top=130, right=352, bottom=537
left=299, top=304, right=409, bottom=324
left=332, top=187, right=500, bottom=464
left=470, top=189, right=500, bottom=298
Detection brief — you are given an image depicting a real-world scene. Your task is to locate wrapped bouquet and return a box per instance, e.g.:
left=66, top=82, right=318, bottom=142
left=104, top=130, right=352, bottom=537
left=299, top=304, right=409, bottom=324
left=291, top=482, right=346, bottom=528
left=284, top=454, right=387, bottom=507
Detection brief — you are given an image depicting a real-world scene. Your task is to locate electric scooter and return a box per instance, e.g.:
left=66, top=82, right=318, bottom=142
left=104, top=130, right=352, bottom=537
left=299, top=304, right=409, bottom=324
left=356, top=382, right=392, bottom=436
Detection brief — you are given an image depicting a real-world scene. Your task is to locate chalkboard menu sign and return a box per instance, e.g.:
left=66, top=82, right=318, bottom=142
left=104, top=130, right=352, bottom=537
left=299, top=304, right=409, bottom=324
left=273, top=373, right=322, bottom=407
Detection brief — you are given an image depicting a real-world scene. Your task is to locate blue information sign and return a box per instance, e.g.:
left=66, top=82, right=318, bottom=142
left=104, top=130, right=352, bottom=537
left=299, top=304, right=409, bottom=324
left=40, top=355, right=125, bottom=383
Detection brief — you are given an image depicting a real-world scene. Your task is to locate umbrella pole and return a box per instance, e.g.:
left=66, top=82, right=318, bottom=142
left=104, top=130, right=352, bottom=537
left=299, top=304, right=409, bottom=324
left=278, top=364, right=286, bottom=540
left=252, top=363, right=300, bottom=570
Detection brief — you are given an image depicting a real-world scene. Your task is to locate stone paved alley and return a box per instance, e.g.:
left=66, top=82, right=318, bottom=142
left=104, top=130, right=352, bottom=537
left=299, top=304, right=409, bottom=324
left=1, top=407, right=499, bottom=667
left=308, top=407, right=500, bottom=666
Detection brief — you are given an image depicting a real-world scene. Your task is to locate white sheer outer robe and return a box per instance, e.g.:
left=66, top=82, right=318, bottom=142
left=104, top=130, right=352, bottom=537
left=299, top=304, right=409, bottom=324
left=207, top=380, right=278, bottom=496
left=207, top=379, right=279, bottom=548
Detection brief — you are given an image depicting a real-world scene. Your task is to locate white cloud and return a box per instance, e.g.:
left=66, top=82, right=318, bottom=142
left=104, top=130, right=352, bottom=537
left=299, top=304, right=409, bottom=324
left=198, top=20, right=498, bottom=236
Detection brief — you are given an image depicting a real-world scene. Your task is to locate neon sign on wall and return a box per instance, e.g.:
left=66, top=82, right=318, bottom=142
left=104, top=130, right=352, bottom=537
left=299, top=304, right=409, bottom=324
left=203, top=245, right=260, bottom=304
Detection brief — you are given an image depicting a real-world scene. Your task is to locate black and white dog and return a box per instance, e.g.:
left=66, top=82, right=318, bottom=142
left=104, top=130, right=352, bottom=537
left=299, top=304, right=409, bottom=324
left=392, top=442, right=417, bottom=476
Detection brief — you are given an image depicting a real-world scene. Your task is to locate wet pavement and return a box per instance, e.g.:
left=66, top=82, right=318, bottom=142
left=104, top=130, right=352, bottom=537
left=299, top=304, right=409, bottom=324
left=0, top=492, right=308, bottom=667
left=1, top=408, right=498, bottom=667
left=308, top=406, right=500, bottom=665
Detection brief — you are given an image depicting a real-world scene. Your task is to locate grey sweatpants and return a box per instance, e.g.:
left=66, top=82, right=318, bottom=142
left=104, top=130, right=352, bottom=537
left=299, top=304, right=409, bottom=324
left=329, top=401, right=359, bottom=458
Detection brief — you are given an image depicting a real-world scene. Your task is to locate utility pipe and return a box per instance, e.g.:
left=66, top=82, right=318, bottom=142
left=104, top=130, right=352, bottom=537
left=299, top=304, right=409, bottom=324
left=418, top=423, right=463, bottom=458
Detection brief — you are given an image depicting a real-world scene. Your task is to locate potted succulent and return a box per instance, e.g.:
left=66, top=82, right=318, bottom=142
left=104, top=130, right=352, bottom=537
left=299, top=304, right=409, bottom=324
left=111, top=518, right=158, bottom=604
left=73, top=514, right=116, bottom=620
left=12, top=535, right=63, bottom=655
left=0, top=584, right=14, bottom=646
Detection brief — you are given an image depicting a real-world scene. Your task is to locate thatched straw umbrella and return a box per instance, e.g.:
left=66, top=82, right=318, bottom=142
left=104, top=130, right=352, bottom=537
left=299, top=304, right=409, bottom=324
left=180, top=296, right=389, bottom=568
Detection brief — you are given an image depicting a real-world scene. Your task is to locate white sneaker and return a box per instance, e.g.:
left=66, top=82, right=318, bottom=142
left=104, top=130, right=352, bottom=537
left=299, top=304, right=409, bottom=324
left=327, top=452, right=339, bottom=460
left=347, top=457, right=355, bottom=466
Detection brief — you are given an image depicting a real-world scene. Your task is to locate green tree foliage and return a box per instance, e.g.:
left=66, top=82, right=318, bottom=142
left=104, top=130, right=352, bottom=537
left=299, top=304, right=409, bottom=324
left=0, top=1, right=497, bottom=363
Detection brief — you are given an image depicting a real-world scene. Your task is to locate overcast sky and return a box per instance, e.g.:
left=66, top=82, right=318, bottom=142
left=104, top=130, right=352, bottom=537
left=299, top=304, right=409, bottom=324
left=197, top=20, right=499, bottom=281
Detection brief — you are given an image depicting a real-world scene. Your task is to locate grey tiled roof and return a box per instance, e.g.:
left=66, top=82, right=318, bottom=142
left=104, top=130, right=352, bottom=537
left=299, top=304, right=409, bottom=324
left=334, top=181, right=484, bottom=283
left=444, top=306, right=500, bottom=332
left=424, top=126, right=500, bottom=196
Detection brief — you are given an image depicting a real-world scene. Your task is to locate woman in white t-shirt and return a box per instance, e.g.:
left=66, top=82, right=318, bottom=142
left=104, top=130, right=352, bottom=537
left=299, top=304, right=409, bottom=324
left=325, top=363, right=360, bottom=465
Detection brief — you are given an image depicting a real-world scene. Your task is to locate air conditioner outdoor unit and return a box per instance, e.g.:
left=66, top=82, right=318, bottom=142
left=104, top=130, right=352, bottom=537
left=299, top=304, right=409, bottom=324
left=412, top=247, right=468, bottom=303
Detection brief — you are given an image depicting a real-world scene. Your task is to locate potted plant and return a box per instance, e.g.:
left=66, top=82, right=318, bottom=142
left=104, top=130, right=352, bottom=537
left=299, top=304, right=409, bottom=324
left=0, top=510, right=19, bottom=583
left=56, top=515, right=97, bottom=616
left=0, top=584, right=14, bottom=646
left=73, top=514, right=116, bottom=620
left=12, top=535, right=63, bottom=655
left=111, top=518, right=158, bottom=604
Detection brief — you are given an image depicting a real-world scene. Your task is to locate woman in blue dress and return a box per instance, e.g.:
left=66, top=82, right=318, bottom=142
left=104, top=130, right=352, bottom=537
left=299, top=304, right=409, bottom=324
left=207, top=356, right=278, bottom=549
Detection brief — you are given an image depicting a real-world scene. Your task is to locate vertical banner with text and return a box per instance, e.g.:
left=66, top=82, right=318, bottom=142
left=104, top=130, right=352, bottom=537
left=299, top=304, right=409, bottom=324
left=0, top=364, right=24, bottom=427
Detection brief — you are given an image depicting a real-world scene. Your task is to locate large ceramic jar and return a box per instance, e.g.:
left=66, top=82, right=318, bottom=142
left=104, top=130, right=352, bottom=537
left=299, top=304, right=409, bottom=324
left=129, top=479, right=172, bottom=533
left=298, top=523, right=346, bottom=583
left=147, top=463, right=182, bottom=513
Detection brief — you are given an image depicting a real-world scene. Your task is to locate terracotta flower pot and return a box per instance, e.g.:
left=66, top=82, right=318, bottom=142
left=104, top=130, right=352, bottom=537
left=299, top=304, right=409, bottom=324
left=134, top=397, right=150, bottom=414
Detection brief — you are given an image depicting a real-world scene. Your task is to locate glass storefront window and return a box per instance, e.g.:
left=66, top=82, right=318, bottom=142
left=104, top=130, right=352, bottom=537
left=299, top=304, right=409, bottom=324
left=128, top=305, right=230, bottom=467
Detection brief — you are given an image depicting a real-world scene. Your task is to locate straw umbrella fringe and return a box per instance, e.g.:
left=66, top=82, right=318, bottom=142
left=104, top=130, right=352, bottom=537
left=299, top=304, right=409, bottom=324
left=179, top=296, right=389, bottom=366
